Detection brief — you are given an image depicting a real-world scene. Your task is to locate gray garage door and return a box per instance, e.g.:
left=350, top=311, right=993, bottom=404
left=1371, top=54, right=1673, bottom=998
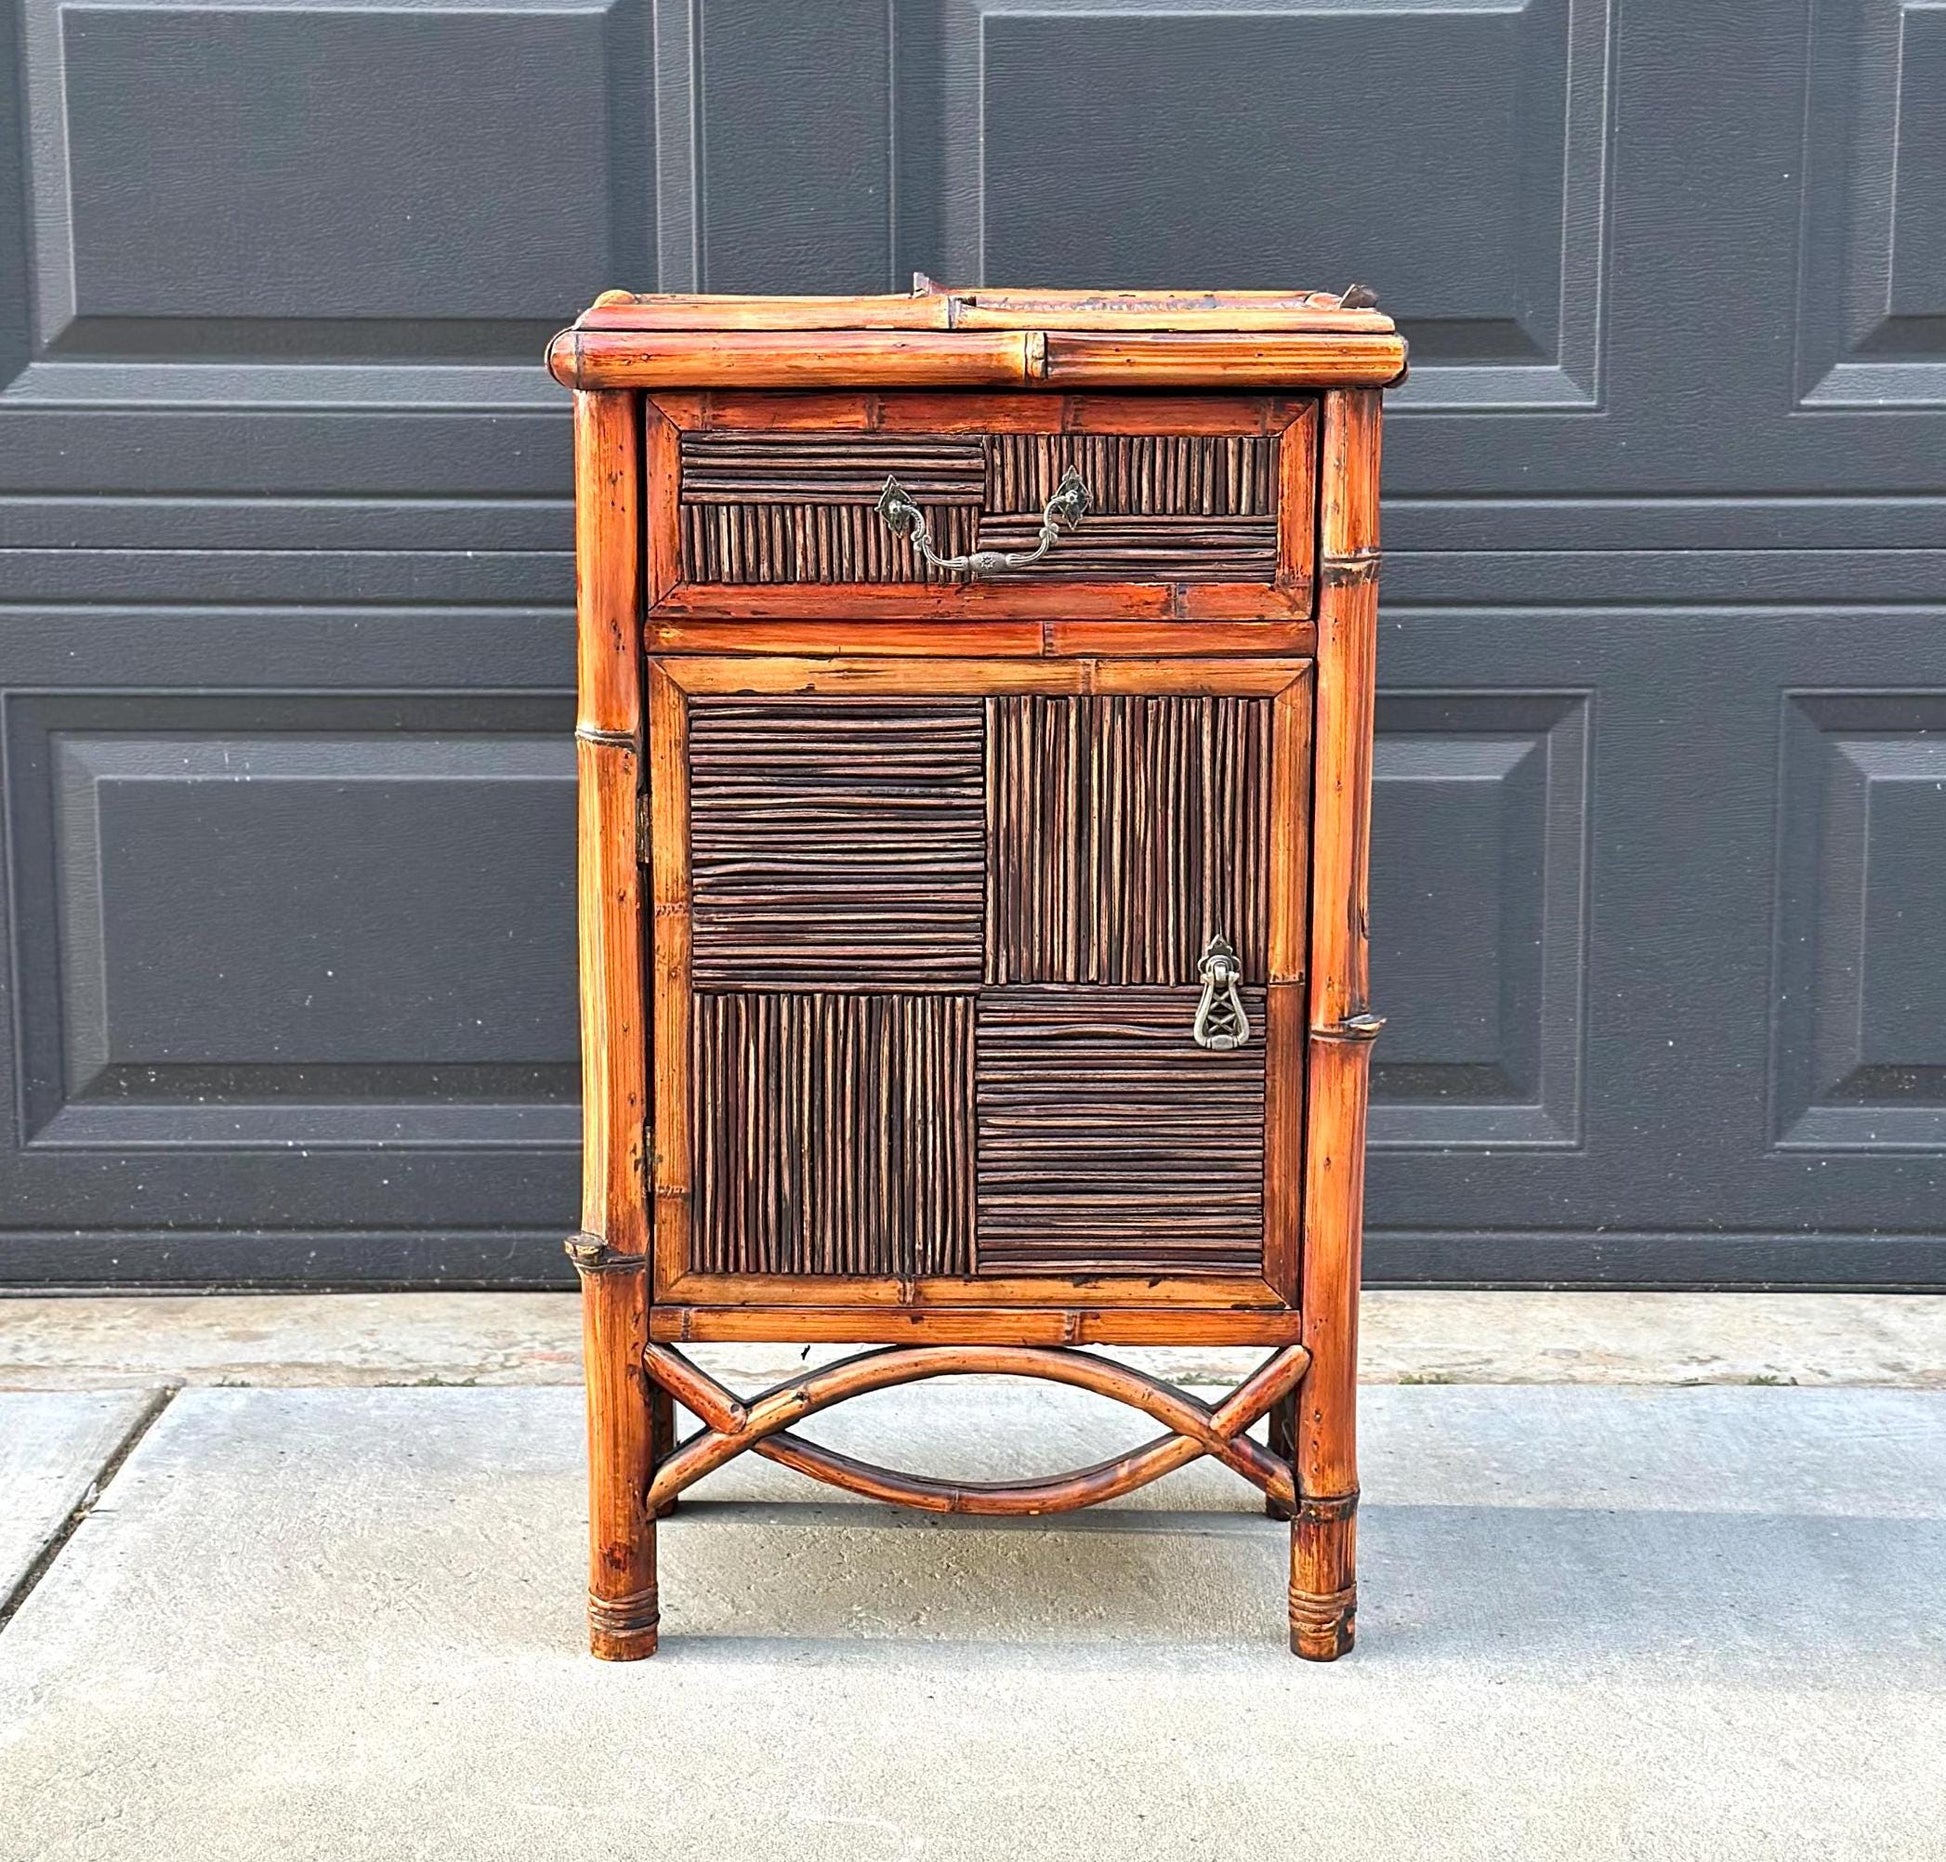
left=2, top=0, right=1941, bottom=1289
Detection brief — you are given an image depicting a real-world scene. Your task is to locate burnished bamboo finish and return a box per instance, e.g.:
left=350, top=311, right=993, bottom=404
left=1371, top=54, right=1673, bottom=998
left=561, top=289, right=1388, bottom=1661
left=650, top=1304, right=1308, bottom=1346
left=570, top=388, right=654, bottom=1659
left=577, top=1253, right=656, bottom=1658
left=641, top=1342, right=1309, bottom=1516
left=574, top=393, right=642, bottom=741
left=646, top=662, right=693, bottom=1302
left=576, top=283, right=1394, bottom=336
left=553, top=327, right=1044, bottom=391
left=1293, top=387, right=1385, bottom=1659
left=549, top=324, right=1404, bottom=392
left=668, top=389, right=1302, bottom=436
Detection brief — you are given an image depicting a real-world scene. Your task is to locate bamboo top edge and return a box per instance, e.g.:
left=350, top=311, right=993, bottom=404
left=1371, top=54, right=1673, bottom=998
left=568, top=283, right=1397, bottom=336
left=547, top=314, right=1407, bottom=391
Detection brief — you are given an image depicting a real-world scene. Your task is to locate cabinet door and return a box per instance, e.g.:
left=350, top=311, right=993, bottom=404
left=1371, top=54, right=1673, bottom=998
left=648, top=657, right=1310, bottom=1312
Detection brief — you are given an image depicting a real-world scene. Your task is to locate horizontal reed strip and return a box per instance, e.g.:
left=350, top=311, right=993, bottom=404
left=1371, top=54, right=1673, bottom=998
left=976, top=512, right=1276, bottom=583
left=691, top=697, right=987, bottom=987
left=975, top=986, right=1266, bottom=1276
left=986, top=432, right=1279, bottom=517
left=681, top=432, right=987, bottom=503
left=694, top=991, right=976, bottom=1277
left=985, top=695, right=1272, bottom=987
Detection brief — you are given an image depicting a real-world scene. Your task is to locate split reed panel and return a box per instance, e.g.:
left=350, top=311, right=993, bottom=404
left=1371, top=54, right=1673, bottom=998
left=676, top=425, right=1283, bottom=585
left=679, top=432, right=982, bottom=584
left=975, top=985, right=1267, bottom=1276
left=984, top=694, right=1272, bottom=986
left=692, top=991, right=976, bottom=1277
left=688, top=697, right=987, bottom=989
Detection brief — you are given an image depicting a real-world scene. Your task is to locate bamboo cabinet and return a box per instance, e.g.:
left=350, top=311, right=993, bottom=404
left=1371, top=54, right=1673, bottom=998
left=550, top=284, right=1402, bottom=1660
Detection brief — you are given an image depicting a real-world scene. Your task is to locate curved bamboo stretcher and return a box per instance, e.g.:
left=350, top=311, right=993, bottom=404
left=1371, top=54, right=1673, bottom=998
left=641, top=1341, right=1310, bottom=1517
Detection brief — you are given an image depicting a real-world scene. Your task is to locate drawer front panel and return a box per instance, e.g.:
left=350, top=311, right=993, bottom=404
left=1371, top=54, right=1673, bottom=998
left=652, top=656, right=1309, bottom=1305
left=678, top=428, right=1280, bottom=586
left=647, top=393, right=1317, bottom=623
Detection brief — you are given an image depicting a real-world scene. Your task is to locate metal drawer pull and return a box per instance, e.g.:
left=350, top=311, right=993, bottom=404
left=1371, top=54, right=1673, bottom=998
left=878, top=466, right=1091, bottom=577
left=1193, top=934, right=1250, bottom=1050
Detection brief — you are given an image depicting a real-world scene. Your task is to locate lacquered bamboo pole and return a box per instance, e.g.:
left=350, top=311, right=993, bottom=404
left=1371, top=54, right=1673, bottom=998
left=550, top=328, right=1043, bottom=391
left=568, top=388, right=657, bottom=1660
left=547, top=327, right=1407, bottom=392
left=1293, top=387, right=1384, bottom=1660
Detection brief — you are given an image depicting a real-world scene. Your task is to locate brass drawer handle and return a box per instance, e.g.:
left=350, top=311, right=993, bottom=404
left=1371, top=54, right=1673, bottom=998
left=878, top=466, right=1091, bottom=578
left=1193, top=934, right=1250, bottom=1050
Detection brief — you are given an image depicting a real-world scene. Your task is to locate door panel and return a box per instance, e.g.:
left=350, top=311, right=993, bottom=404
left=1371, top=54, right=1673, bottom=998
left=975, top=984, right=1268, bottom=1275
left=688, top=695, right=987, bottom=988
left=985, top=693, right=1274, bottom=985
left=691, top=991, right=976, bottom=1276
left=654, top=655, right=1309, bottom=1308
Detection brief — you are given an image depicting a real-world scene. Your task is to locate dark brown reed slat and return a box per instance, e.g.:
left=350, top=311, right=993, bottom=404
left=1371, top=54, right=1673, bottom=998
left=974, top=985, right=1266, bottom=1276
left=690, top=697, right=987, bottom=987
left=693, top=991, right=976, bottom=1278
left=984, top=695, right=1271, bottom=987
left=678, top=423, right=984, bottom=587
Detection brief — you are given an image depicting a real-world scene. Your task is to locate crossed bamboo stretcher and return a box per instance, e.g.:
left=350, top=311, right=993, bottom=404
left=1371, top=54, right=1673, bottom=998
left=642, top=1341, right=1311, bottom=1516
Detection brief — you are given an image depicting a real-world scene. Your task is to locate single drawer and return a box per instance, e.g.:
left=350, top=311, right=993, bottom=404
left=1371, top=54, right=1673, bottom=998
left=644, top=391, right=1317, bottom=625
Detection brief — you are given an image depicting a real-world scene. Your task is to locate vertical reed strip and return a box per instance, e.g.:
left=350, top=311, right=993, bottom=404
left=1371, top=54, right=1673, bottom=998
left=691, top=992, right=976, bottom=1277
left=984, top=694, right=1273, bottom=985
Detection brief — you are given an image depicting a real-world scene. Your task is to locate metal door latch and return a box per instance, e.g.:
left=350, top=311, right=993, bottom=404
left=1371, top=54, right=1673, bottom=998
left=1193, top=934, right=1250, bottom=1050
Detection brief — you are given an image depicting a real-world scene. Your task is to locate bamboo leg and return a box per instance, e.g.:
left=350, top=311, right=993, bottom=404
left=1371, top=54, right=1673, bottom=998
left=1291, top=1492, right=1358, bottom=1660
left=1292, top=387, right=1383, bottom=1661
left=572, top=387, right=653, bottom=1658
left=1290, top=1026, right=1374, bottom=1658
left=576, top=1249, right=657, bottom=1659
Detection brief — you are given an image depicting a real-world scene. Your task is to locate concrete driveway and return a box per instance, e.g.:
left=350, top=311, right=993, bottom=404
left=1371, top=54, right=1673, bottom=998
left=1, top=1295, right=1942, bottom=1861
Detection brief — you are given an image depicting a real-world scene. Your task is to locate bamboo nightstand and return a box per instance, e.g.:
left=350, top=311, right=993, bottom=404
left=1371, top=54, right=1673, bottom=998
left=548, top=282, right=1402, bottom=1660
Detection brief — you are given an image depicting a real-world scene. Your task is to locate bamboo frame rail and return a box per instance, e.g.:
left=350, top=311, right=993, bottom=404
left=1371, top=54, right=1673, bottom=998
left=641, top=1342, right=1310, bottom=1517
left=551, top=328, right=1406, bottom=392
